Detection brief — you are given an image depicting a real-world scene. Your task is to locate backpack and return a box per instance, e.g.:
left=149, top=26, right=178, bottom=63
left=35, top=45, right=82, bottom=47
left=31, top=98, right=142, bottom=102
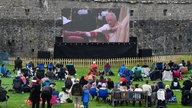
left=181, top=90, right=191, bottom=105
left=13, top=77, right=22, bottom=89
left=41, top=86, right=51, bottom=95
left=23, top=85, right=31, bottom=92
left=42, top=80, right=51, bottom=87
left=0, top=87, right=7, bottom=102
left=66, top=98, right=72, bottom=103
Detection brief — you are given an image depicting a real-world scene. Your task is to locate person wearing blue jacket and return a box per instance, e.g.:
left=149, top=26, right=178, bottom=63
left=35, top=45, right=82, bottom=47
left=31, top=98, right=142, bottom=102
left=82, top=85, right=90, bottom=108
left=118, top=64, right=126, bottom=77
left=0, top=64, right=7, bottom=77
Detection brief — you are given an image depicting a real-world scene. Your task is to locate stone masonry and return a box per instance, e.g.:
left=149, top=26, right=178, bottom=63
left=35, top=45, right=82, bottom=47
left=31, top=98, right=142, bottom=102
left=0, top=0, right=192, bottom=57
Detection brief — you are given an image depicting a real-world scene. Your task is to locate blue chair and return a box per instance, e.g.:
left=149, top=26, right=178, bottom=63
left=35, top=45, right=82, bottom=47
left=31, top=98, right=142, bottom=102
left=37, top=63, right=44, bottom=69
left=98, top=88, right=108, bottom=102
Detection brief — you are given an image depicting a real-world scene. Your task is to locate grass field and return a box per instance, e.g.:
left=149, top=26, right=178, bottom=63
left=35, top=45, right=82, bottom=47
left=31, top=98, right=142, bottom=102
left=0, top=66, right=192, bottom=108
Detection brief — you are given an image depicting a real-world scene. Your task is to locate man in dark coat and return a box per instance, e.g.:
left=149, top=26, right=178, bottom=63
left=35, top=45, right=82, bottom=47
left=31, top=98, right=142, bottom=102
left=71, top=78, right=83, bottom=108
left=41, top=83, right=53, bottom=108
left=29, top=79, right=41, bottom=108
left=14, top=57, right=22, bottom=72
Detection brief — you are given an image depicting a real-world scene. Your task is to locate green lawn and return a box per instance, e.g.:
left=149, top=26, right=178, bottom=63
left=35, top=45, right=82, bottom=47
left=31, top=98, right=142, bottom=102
left=0, top=66, right=192, bottom=108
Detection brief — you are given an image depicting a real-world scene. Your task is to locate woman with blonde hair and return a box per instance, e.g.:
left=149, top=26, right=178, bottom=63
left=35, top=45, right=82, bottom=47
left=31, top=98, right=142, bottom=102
left=162, top=65, right=173, bottom=81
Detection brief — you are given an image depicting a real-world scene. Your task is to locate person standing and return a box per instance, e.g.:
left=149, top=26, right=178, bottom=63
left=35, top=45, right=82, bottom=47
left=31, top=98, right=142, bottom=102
left=29, top=79, right=41, bottom=108
left=142, top=80, right=152, bottom=107
left=41, top=84, right=53, bottom=108
left=82, top=85, right=90, bottom=108
left=14, top=57, right=22, bottom=73
left=71, top=78, right=83, bottom=108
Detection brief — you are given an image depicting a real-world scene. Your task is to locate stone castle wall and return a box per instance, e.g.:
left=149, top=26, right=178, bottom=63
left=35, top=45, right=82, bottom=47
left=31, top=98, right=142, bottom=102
left=0, top=0, right=192, bottom=57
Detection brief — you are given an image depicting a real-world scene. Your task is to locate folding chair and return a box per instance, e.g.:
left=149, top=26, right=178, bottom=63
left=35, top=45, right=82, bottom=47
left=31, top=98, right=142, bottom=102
left=157, top=89, right=167, bottom=108
left=0, top=85, right=9, bottom=108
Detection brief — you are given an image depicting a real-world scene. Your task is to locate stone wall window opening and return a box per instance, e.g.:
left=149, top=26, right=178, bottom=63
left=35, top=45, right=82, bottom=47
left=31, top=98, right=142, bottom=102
left=132, top=20, right=137, bottom=37
left=163, top=9, right=167, bottom=16
left=130, top=10, right=134, bottom=16
left=179, top=35, right=182, bottom=40
left=25, top=9, right=30, bottom=16
left=31, top=49, right=35, bottom=52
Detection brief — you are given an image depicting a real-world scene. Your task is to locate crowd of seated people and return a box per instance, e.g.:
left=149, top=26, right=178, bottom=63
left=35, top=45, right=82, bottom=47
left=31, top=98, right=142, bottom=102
left=9, top=59, right=192, bottom=107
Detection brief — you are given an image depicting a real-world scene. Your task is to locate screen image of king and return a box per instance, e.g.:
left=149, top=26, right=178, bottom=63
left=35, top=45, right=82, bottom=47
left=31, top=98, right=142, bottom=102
left=61, top=7, right=130, bottom=43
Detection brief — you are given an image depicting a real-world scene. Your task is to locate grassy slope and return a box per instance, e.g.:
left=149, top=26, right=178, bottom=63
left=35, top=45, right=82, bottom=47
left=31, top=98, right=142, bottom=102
left=0, top=66, right=192, bottom=108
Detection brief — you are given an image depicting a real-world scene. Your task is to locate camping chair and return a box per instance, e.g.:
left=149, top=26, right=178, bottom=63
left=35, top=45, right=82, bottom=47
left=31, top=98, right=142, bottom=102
left=0, top=85, right=9, bottom=108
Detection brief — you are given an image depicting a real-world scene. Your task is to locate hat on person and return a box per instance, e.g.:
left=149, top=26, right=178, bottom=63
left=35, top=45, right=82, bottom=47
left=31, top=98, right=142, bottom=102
left=93, top=61, right=96, bottom=64
left=36, top=79, right=41, bottom=83
left=179, top=63, right=183, bottom=67
left=75, top=78, right=80, bottom=82
left=102, top=83, right=106, bottom=87
left=165, top=85, right=170, bottom=89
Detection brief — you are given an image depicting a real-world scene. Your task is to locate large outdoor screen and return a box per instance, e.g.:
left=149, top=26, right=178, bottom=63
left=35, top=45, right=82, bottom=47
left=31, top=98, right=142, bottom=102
left=61, top=7, right=130, bottom=43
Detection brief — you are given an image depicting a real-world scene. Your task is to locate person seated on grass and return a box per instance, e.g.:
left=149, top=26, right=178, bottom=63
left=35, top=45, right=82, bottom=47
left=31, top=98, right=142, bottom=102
left=120, top=74, right=128, bottom=85
left=97, top=83, right=108, bottom=102
left=179, top=63, right=188, bottom=74
left=186, top=60, right=192, bottom=71
left=59, top=86, right=72, bottom=103
left=104, top=62, right=110, bottom=75
left=98, top=75, right=106, bottom=84
left=131, top=64, right=143, bottom=74
left=118, top=64, right=126, bottom=77
left=142, top=63, right=150, bottom=78
left=19, top=73, right=27, bottom=93
left=172, top=66, right=183, bottom=80
left=65, top=76, right=73, bottom=90
left=88, top=61, right=99, bottom=76
left=122, top=67, right=133, bottom=81
left=79, top=76, right=88, bottom=87
left=165, top=85, right=174, bottom=99
left=182, top=78, right=192, bottom=91
left=0, top=64, right=7, bottom=77
left=90, top=83, right=98, bottom=100
left=170, top=77, right=181, bottom=90
left=150, top=67, right=162, bottom=81
left=106, top=78, right=114, bottom=90
left=162, top=65, right=173, bottom=81
left=157, top=79, right=165, bottom=89
left=13, top=75, right=23, bottom=93
left=149, top=63, right=156, bottom=73
left=133, top=67, right=143, bottom=81
left=66, top=61, right=76, bottom=76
